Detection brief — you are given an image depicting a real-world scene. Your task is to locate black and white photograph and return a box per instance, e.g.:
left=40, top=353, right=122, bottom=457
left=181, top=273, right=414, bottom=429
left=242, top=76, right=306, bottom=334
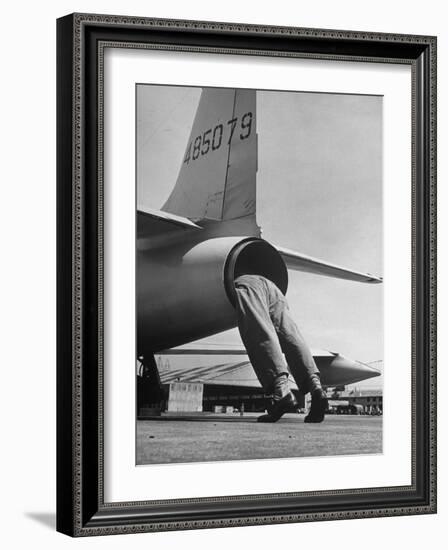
left=136, top=84, right=383, bottom=465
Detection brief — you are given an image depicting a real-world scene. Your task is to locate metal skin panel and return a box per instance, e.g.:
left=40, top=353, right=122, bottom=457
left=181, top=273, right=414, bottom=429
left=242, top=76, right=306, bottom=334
left=137, top=236, right=240, bottom=354
left=222, top=90, right=257, bottom=220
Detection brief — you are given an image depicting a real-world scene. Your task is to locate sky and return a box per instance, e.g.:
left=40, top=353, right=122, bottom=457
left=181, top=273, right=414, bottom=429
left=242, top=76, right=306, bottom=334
left=137, top=85, right=383, bottom=389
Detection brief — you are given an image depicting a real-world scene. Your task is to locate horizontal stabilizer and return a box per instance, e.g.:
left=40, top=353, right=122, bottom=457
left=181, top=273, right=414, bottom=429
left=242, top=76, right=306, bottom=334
left=137, top=206, right=202, bottom=239
left=276, top=245, right=382, bottom=284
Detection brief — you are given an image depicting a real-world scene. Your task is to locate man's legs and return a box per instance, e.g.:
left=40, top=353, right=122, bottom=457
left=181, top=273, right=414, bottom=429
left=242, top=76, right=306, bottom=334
left=274, top=304, right=321, bottom=393
left=234, top=282, right=298, bottom=421
left=272, top=299, right=328, bottom=423
left=235, top=283, right=290, bottom=398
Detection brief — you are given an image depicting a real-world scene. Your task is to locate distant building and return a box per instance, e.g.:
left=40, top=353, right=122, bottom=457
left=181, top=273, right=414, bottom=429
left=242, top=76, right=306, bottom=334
left=329, top=388, right=382, bottom=414
left=137, top=358, right=381, bottom=415
left=138, top=358, right=306, bottom=414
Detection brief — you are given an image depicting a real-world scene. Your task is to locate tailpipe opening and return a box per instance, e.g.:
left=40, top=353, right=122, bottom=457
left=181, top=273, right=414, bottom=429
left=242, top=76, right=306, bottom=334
left=224, top=238, right=288, bottom=306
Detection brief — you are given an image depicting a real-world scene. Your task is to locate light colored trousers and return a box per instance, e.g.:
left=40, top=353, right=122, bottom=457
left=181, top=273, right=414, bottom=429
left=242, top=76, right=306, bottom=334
left=234, top=275, right=320, bottom=395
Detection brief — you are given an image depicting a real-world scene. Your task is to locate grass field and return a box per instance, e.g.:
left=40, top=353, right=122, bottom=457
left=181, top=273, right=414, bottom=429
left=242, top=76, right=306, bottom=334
left=136, top=414, right=382, bottom=465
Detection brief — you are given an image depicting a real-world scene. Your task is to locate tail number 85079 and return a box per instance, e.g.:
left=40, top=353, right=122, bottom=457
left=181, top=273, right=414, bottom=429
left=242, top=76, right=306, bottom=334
left=183, top=112, right=253, bottom=165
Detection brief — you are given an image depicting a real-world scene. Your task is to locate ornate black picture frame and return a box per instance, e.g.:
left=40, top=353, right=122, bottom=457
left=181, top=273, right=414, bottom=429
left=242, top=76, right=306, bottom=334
left=57, top=13, right=437, bottom=536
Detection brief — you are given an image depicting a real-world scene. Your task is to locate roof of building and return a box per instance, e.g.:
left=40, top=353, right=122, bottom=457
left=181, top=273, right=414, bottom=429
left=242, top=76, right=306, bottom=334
left=337, top=389, right=383, bottom=398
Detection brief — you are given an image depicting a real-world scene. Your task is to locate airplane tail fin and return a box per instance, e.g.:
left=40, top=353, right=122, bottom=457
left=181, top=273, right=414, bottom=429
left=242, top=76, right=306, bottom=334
left=163, top=88, right=257, bottom=222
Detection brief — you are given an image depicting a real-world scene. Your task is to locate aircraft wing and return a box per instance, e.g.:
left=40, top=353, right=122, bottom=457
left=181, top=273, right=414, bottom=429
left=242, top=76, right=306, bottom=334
left=156, top=346, right=326, bottom=389
left=275, top=245, right=383, bottom=284
left=156, top=346, right=381, bottom=388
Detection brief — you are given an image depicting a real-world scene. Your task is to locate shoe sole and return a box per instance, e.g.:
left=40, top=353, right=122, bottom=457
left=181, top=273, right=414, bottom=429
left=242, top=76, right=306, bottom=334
left=304, top=397, right=328, bottom=423
left=257, top=394, right=299, bottom=423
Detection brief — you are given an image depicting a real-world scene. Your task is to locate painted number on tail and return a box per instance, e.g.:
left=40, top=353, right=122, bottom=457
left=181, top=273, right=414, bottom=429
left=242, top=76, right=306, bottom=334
left=183, top=112, right=253, bottom=165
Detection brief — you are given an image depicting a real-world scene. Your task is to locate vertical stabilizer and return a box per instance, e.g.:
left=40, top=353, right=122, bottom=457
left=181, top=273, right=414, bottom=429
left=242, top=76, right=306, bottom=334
left=163, top=88, right=257, bottom=222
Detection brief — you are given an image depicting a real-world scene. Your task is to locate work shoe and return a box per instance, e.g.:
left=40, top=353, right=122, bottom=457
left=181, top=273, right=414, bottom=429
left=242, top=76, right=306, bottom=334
left=304, top=388, right=328, bottom=423
left=257, top=392, right=298, bottom=423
